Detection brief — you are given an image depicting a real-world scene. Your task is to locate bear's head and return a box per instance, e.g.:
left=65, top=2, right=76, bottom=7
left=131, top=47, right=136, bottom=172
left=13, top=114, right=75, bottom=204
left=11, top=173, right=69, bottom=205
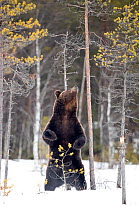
left=54, top=86, right=78, bottom=114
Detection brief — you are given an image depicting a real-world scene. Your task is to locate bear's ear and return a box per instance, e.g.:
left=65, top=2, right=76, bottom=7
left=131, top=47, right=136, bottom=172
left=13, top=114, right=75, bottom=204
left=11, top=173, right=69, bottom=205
left=55, top=90, right=61, bottom=98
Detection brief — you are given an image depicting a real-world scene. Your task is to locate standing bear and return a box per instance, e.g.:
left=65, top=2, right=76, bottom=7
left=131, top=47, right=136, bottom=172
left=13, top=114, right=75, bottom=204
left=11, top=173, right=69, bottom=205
left=42, top=86, right=87, bottom=191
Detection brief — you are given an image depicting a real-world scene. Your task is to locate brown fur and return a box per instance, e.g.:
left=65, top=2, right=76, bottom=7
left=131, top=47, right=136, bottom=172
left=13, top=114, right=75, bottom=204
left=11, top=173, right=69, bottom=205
left=42, top=86, right=87, bottom=191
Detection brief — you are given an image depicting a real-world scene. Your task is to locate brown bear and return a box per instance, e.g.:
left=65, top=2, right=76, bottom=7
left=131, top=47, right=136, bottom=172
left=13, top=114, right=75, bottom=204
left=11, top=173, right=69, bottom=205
left=42, top=86, right=87, bottom=191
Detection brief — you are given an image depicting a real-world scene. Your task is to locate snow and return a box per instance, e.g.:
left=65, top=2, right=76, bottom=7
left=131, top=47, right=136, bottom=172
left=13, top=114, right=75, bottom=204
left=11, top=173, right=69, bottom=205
left=0, top=160, right=139, bottom=210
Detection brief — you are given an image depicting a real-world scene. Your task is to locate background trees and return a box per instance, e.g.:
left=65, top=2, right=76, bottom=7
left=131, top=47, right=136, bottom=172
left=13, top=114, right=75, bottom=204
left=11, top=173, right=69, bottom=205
left=1, top=0, right=139, bottom=169
left=0, top=0, right=48, bottom=183
left=94, top=1, right=139, bottom=167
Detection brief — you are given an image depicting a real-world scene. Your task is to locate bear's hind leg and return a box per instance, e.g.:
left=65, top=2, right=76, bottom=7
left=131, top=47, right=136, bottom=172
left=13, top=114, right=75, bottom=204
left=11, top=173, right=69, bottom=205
left=44, top=177, right=64, bottom=191
left=74, top=173, right=87, bottom=190
left=45, top=167, right=64, bottom=191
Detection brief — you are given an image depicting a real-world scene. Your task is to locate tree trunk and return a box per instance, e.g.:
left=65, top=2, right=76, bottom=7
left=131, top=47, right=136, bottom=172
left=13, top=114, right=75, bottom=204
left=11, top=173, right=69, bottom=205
left=117, top=152, right=122, bottom=188
left=85, top=0, right=96, bottom=190
left=121, top=71, right=127, bottom=139
left=63, top=31, right=68, bottom=91
left=120, top=71, right=127, bottom=204
left=33, top=38, right=41, bottom=168
left=99, top=84, right=104, bottom=163
left=25, top=120, right=32, bottom=158
left=0, top=39, right=3, bottom=188
left=117, top=71, right=127, bottom=186
left=18, top=123, right=25, bottom=159
left=78, top=58, right=86, bottom=122
left=117, top=69, right=127, bottom=205
left=4, top=85, right=13, bottom=188
left=107, top=86, right=114, bottom=169
left=120, top=137, right=126, bottom=204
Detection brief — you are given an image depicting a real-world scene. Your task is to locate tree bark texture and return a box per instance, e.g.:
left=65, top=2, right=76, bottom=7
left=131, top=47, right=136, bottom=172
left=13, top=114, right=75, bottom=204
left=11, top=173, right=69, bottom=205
left=107, top=86, right=114, bottom=169
left=0, top=37, right=3, bottom=187
left=85, top=0, right=96, bottom=190
left=63, top=31, right=68, bottom=91
left=78, top=58, right=86, bottom=122
left=99, top=84, right=104, bottom=163
left=121, top=141, right=126, bottom=204
left=18, top=123, right=25, bottom=159
left=117, top=71, right=127, bottom=188
left=4, top=85, right=13, bottom=188
left=33, top=38, right=41, bottom=166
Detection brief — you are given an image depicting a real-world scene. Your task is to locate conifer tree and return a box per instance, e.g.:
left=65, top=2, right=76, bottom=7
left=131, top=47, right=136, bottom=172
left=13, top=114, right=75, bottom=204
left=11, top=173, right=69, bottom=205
left=94, top=0, right=139, bottom=148
left=94, top=0, right=139, bottom=203
left=0, top=0, right=48, bottom=185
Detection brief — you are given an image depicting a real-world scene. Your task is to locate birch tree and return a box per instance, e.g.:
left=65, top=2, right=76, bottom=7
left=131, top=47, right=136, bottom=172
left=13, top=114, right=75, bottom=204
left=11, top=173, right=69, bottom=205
left=33, top=38, right=41, bottom=167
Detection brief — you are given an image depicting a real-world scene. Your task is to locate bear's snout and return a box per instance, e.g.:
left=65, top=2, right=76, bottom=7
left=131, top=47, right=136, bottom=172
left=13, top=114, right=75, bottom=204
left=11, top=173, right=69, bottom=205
left=71, top=86, right=78, bottom=93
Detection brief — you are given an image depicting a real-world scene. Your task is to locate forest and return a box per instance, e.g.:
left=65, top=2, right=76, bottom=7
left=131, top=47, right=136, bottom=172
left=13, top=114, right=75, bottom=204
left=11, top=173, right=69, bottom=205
left=0, top=0, right=139, bottom=173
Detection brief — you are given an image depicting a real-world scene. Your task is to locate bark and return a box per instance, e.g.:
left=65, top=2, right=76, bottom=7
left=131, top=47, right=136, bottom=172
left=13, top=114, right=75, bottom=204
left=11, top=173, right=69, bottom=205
left=63, top=31, right=68, bottom=91
left=120, top=72, right=127, bottom=204
left=99, top=84, right=104, bottom=163
left=85, top=0, right=96, bottom=190
left=33, top=38, right=41, bottom=167
left=117, top=151, right=122, bottom=188
left=121, top=140, right=126, bottom=204
left=78, top=58, right=86, bottom=122
left=0, top=39, right=3, bottom=187
left=107, top=86, right=114, bottom=169
left=117, top=67, right=127, bottom=205
left=18, top=123, right=25, bottom=159
left=26, top=120, right=32, bottom=157
left=121, top=72, right=127, bottom=138
left=117, top=71, right=127, bottom=188
left=4, top=85, right=13, bottom=188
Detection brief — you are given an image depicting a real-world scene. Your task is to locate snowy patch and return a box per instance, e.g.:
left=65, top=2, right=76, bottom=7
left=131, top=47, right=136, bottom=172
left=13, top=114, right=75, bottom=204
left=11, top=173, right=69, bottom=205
left=0, top=160, right=139, bottom=210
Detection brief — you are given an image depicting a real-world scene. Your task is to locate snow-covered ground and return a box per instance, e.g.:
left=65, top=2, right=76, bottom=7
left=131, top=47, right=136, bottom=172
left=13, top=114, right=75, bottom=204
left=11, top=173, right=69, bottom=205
left=0, top=159, right=139, bottom=210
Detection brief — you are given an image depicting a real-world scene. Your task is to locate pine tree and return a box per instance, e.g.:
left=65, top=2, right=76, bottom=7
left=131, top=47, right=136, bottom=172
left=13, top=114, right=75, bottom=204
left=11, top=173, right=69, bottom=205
left=94, top=0, right=139, bottom=203
left=0, top=0, right=48, bottom=185
left=94, top=0, right=139, bottom=143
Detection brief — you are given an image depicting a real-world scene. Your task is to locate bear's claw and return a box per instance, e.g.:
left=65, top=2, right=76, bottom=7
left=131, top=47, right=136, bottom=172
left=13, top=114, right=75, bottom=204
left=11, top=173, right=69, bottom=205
left=43, top=129, right=57, bottom=141
left=73, top=136, right=86, bottom=150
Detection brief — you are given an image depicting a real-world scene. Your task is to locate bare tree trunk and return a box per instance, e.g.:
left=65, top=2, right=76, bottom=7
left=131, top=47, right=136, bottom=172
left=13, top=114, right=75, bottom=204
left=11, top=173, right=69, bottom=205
left=107, top=86, right=114, bottom=169
left=99, top=84, right=104, bottom=163
left=18, top=123, right=25, bottom=159
left=4, top=85, right=13, bottom=188
left=117, top=69, right=127, bottom=205
left=120, top=137, right=126, bottom=204
left=33, top=38, right=41, bottom=168
left=78, top=58, right=85, bottom=122
left=25, top=120, right=32, bottom=158
left=120, top=71, right=127, bottom=204
left=85, top=0, right=96, bottom=190
left=121, top=72, right=127, bottom=139
left=0, top=39, right=3, bottom=188
left=117, top=151, right=122, bottom=188
left=63, top=31, right=68, bottom=91
left=117, top=71, right=127, bottom=187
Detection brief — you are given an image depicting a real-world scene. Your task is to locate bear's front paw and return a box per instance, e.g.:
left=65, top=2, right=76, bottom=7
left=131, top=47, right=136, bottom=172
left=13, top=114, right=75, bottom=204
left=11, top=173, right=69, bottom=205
left=43, top=129, right=57, bottom=141
left=73, top=136, right=86, bottom=150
